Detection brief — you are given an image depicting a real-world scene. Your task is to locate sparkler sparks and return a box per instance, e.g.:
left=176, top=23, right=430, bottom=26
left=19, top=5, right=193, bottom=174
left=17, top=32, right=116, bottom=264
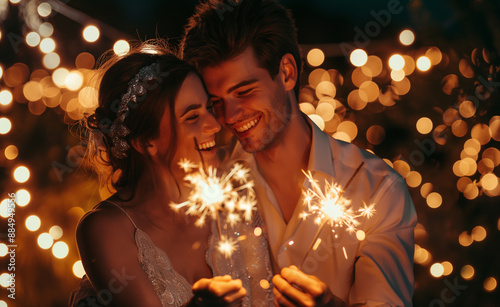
left=299, top=162, right=374, bottom=266
left=170, top=159, right=256, bottom=258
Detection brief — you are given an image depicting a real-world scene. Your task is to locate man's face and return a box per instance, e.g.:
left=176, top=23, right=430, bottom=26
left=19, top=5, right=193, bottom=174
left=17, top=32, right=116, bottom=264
left=201, top=48, right=291, bottom=153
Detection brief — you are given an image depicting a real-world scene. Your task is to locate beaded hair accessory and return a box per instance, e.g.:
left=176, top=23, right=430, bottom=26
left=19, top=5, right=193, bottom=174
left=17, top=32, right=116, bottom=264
left=109, top=62, right=162, bottom=159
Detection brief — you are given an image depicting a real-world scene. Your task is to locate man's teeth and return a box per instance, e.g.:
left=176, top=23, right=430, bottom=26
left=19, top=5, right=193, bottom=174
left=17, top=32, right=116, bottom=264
left=235, top=119, right=258, bottom=133
left=198, top=140, right=216, bottom=150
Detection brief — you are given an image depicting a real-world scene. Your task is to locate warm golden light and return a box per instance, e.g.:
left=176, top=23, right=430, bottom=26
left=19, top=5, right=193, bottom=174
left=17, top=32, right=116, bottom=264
left=315, top=81, right=336, bottom=99
left=366, top=125, right=385, bottom=145
left=299, top=102, right=315, bottom=115
left=10, top=0, right=21, bottom=4
left=307, top=48, right=325, bottom=67
left=0, top=117, right=12, bottom=134
left=390, top=69, right=405, bottom=82
left=309, top=114, right=325, bottom=131
left=442, top=261, right=453, bottom=276
left=13, top=166, right=30, bottom=183
left=393, top=160, right=411, bottom=179
left=426, top=192, right=442, bottom=209
left=350, top=49, right=368, bottom=67
left=416, top=117, right=433, bottom=134
left=0, top=199, right=10, bottom=218
left=461, top=265, right=475, bottom=280
left=332, top=131, right=351, bottom=143
left=471, top=123, right=491, bottom=145
left=38, top=233, right=54, bottom=249
left=52, top=241, right=69, bottom=259
left=83, top=25, right=100, bottom=42
left=484, top=277, right=497, bottom=292
left=430, top=263, right=444, bottom=278
left=362, top=55, right=383, bottom=77
left=0, top=89, right=13, bottom=106
left=316, top=101, right=335, bottom=122
left=260, top=279, right=270, bottom=290
left=406, top=171, right=422, bottom=188
left=420, top=183, right=433, bottom=198
left=463, top=183, right=479, bottom=200
left=73, top=260, right=86, bottom=278
left=0, top=244, right=7, bottom=257
left=452, top=119, right=468, bottom=137
left=26, top=215, right=41, bottom=231
left=75, top=52, right=96, bottom=69
left=356, top=230, right=366, bottom=241
left=399, top=29, right=415, bottom=46
left=26, top=31, right=41, bottom=47
left=52, top=68, right=69, bottom=88
left=49, top=225, right=63, bottom=240
left=425, top=47, right=442, bottom=65
left=347, top=90, right=367, bottom=111
left=358, top=81, right=379, bottom=102
left=37, top=2, right=52, bottom=17
left=4, top=145, right=17, bottom=161
left=65, top=71, right=84, bottom=91
left=337, top=120, right=358, bottom=141
left=43, top=53, right=60, bottom=69
left=113, top=40, right=131, bottom=56
left=392, top=77, right=411, bottom=95
left=39, top=22, right=54, bottom=37
left=471, top=226, right=486, bottom=242
left=253, top=227, right=262, bottom=237
left=15, top=189, right=31, bottom=207
left=459, top=58, right=474, bottom=78
left=388, top=54, right=405, bottom=71
left=414, top=245, right=431, bottom=264
left=416, top=56, right=431, bottom=71
left=40, top=38, right=56, bottom=53
left=0, top=273, right=10, bottom=287
left=402, top=55, right=416, bottom=76
left=481, top=173, right=498, bottom=191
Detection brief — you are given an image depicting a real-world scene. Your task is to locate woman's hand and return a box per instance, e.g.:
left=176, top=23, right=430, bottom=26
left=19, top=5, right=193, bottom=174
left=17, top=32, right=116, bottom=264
left=189, top=275, right=247, bottom=306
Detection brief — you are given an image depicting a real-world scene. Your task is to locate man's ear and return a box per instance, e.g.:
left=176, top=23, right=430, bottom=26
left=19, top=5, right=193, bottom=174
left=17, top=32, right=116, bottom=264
left=131, top=138, right=157, bottom=156
left=279, top=53, right=298, bottom=91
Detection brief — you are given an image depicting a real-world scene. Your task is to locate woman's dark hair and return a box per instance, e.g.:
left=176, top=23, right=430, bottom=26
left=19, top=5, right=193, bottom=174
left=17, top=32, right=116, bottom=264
left=85, top=42, right=199, bottom=192
left=180, top=0, right=303, bottom=97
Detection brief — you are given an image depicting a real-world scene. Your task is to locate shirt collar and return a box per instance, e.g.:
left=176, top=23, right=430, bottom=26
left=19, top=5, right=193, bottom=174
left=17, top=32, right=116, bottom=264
left=305, top=118, right=336, bottom=180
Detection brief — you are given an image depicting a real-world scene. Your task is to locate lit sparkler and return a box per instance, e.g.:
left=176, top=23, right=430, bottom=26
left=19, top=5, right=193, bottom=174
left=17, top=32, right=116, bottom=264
left=170, top=139, right=256, bottom=258
left=299, top=162, right=375, bottom=266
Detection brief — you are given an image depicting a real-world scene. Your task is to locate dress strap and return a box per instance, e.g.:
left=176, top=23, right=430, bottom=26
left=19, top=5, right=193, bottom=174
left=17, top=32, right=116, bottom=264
left=101, top=200, right=139, bottom=230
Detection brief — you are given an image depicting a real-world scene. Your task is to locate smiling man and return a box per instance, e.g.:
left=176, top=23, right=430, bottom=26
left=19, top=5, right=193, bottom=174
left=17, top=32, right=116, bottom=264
left=181, top=0, right=417, bottom=306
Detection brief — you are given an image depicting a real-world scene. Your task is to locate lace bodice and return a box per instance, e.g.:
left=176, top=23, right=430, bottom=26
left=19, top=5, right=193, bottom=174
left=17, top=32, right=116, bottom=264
left=70, top=202, right=274, bottom=307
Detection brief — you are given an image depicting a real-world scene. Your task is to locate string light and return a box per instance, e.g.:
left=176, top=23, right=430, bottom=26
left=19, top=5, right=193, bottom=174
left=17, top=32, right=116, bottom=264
left=83, top=25, right=100, bottom=42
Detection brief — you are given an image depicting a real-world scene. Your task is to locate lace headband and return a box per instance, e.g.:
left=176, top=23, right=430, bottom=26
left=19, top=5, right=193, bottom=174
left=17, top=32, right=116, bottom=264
left=108, top=62, right=162, bottom=159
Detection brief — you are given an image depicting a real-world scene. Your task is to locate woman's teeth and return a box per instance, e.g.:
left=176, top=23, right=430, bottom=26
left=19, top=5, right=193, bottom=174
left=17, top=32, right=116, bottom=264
left=198, top=140, right=216, bottom=151
left=236, top=118, right=258, bottom=133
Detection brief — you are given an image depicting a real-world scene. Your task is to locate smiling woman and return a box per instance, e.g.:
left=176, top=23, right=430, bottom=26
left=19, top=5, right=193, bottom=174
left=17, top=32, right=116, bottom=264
left=69, top=41, right=273, bottom=307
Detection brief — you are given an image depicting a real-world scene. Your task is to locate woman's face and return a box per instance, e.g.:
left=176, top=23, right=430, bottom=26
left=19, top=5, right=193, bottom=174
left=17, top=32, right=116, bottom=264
left=152, top=72, right=221, bottom=171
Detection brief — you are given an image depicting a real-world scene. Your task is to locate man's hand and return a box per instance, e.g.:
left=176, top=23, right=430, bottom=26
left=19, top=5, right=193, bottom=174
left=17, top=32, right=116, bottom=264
left=190, top=275, right=247, bottom=306
left=272, top=265, right=345, bottom=307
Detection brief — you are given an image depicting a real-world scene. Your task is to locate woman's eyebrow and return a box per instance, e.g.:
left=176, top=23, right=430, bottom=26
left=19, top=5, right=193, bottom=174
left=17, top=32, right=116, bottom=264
left=181, top=104, right=202, bottom=117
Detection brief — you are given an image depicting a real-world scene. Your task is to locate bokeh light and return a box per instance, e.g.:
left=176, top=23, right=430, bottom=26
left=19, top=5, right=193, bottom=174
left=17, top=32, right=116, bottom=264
left=388, top=54, right=405, bottom=71
left=52, top=241, right=69, bottom=259
left=26, top=215, right=41, bottom=231
left=13, top=166, right=30, bottom=183
left=38, top=233, right=54, bottom=249
left=416, top=117, right=433, bottom=134
left=4, top=145, right=18, bottom=160
left=430, top=263, right=444, bottom=278
left=0, top=89, right=13, bottom=106
left=43, top=53, right=60, bottom=69
left=0, top=117, right=12, bottom=134
left=399, top=29, right=415, bottom=46
left=350, top=49, right=368, bottom=67
left=49, top=226, right=64, bottom=240
left=441, top=261, right=453, bottom=276
left=416, top=56, right=431, bottom=71
left=461, top=265, right=475, bottom=280
left=426, top=192, right=442, bottom=209
left=39, top=22, right=54, bottom=37
left=113, top=40, right=131, bottom=56
left=65, top=71, right=84, bottom=91
left=83, top=25, right=100, bottom=42
left=40, top=38, right=56, bottom=53
left=37, top=2, right=52, bottom=17
left=73, top=260, right=86, bottom=278
left=471, top=226, right=486, bottom=242
left=307, top=48, right=325, bottom=67
left=15, top=189, right=31, bottom=207
left=26, top=31, right=41, bottom=47
left=483, top=277, right=497, bottom=292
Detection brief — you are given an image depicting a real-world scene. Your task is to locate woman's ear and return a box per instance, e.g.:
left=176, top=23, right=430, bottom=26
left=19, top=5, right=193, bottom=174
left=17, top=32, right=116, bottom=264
left=279, top=53, right=298, bottom=92
left=131, top=138, right=157, bottom=156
